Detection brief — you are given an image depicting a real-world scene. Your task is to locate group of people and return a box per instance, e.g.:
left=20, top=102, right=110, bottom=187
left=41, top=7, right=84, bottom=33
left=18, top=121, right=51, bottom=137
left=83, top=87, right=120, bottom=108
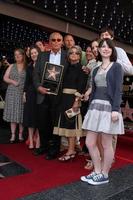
left=1, top=27, right=133, bottom=185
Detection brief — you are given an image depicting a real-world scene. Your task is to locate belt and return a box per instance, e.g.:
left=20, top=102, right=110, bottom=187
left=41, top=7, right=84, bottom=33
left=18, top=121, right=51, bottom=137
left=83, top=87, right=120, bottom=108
left=63, top=88, right=77, bottom=94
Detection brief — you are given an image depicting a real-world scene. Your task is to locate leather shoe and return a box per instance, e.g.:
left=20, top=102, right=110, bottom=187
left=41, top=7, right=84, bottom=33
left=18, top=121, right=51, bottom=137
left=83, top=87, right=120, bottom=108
left=33, top=148, right=45, bottom=156
left=45, top=153, right=58, bottom=160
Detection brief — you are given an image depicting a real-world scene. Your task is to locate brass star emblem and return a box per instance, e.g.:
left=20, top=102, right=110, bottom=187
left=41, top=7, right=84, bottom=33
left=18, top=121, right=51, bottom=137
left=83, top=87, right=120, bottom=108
left=121, top=101, right=133, bottom=121
left=47, top=66, right=60, bottom=80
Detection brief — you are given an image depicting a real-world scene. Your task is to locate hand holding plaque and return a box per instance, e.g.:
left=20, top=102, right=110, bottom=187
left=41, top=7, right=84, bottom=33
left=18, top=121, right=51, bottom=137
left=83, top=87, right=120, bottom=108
left=41, top=62, right=64, bottom=95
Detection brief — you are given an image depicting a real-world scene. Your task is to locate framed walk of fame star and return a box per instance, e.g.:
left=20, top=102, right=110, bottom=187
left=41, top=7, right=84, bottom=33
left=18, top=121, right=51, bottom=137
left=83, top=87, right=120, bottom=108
left=41, top=62, right=64, bottom=95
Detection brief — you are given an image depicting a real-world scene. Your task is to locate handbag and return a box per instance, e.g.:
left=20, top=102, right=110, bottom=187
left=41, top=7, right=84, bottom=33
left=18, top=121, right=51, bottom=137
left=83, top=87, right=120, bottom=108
left=65, top=108, right=80, bottom=119
left=0, top=95, right=5, bottom=109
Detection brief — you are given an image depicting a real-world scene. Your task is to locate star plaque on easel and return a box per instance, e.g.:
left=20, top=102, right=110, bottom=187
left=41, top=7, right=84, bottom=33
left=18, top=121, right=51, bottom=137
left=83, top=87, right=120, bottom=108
left=41, top=62, right=64, bottom=95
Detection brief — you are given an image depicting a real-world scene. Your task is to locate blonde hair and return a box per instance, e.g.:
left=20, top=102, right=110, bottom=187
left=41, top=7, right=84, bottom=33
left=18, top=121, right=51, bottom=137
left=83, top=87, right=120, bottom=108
left=14, top=48, right=26, bottom=69
left=67, top=45, right=82, bottom=61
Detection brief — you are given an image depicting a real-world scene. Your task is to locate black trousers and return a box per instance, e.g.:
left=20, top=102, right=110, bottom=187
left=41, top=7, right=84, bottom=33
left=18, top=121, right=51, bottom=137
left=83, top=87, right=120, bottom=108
left=37, top=95, right=60, bottom=154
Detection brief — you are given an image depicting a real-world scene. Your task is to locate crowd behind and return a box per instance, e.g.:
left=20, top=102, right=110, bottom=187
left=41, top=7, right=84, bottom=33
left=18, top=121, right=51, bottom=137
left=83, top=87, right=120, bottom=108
left=0, top=27, right=133, bottom=185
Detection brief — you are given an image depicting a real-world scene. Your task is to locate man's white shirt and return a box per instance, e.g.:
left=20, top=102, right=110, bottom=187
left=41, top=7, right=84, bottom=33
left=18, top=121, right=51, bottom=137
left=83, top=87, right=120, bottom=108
left=49, top=50, right=61, bottom=65
left=115, top=47, right=133, bottom=75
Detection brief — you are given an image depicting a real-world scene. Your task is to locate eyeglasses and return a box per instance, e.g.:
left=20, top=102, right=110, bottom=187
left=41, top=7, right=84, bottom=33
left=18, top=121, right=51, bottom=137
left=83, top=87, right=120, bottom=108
left=51, top=38, right=62, bottom=42
left=69, top=51, right=80, bottom=55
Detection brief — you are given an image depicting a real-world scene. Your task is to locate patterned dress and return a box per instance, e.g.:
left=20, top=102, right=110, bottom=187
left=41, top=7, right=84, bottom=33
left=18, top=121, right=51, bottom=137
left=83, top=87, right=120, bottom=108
left=82, top=64, right=124, bottom=135
left=3, top=64, right=26, bottom=123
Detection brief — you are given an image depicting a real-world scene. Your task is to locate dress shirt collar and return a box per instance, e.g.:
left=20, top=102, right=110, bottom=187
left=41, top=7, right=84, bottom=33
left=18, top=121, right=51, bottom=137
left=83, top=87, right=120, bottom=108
left=50, top=49, right=61, bottom=55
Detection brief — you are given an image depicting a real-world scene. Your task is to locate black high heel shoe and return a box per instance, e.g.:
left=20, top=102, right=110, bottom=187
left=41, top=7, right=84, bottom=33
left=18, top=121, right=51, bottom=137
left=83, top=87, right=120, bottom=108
left=10, top=134, right=16, bottom=144
left=10, top=139, right=16, bottom=144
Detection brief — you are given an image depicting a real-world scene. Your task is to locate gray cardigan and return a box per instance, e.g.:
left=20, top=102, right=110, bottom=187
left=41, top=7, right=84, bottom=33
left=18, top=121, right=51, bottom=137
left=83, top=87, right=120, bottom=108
left=90, top=62, right=124, bottom=112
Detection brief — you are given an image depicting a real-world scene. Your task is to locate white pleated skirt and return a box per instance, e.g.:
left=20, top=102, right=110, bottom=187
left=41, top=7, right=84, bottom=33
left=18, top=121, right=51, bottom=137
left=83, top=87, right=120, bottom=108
left=82, top=99, right=124, bottom=135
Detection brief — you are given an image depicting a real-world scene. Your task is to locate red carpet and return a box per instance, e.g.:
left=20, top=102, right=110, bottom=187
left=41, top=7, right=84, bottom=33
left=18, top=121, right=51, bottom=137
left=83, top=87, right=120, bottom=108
left=0, top=134, right=133, bottom=200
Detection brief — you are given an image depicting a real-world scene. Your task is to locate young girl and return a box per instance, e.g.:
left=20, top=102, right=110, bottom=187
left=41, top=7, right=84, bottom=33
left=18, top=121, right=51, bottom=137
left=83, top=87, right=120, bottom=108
left=81, top=38, right=124, bottom=185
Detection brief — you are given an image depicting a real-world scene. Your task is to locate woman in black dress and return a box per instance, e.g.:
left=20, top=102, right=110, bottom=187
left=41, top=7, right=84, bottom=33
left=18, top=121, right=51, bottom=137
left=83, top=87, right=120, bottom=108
left=54, top=45, right=87, bottom=161
left=23, top=46, right=40, bottom=149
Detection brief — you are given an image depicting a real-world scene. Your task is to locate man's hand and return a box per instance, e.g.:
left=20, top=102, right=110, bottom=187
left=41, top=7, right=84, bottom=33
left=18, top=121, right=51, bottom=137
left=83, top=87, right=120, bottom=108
left=37, top=86, right=50, bottom=95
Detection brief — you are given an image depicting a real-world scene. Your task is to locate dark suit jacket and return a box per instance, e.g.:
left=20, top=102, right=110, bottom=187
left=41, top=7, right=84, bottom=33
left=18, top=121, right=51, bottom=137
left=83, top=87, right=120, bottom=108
left=33, top=49, right=68, bottom=104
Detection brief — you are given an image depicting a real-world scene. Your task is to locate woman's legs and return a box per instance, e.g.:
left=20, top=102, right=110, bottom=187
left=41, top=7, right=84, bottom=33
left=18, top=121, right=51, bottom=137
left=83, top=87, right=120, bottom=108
left=18, top=123, right=24, bottom=141
left=58, top=136, right=76, bottom=161
left=81, top=131, right=114, bottom=185
left=28, top=127, right=34, bottom=148
left=101, top=133, right=114, bottom=176
left=97, top=134, right=117, bottom=165
left=67, top=137, right=76, bottom=155
left=86, top=132, right=114, bottom=175
left=112, top=135, right=118, bottom=160
left=97, top=134, right=104, bottom=169
left=34, top=129, right=40, bottom=149
left=86, top=131, right=101, bottom=173
left=10, top=122, right=17, bottom=141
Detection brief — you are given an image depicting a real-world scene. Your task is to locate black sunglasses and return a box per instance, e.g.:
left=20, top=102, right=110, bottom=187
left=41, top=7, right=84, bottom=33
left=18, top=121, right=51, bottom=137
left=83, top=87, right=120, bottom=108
left=69, top=51, right=80, bottom=55
left=51, top=38, right=62, bottom=42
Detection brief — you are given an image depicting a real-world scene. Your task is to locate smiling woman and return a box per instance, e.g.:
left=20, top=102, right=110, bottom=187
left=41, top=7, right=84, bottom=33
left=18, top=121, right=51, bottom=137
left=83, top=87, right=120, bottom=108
left=81, top=38, right=124, bottom=185
left=3, top=49, right=26, bottom=143
left=67, top=46, right=82, bottom=63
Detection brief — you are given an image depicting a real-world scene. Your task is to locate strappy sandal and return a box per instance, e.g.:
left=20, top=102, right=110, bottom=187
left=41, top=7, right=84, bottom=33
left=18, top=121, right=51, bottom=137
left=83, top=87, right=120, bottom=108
left=84, top=159, right=93, bottom=170
left=58, top=153, right=76, bottom=162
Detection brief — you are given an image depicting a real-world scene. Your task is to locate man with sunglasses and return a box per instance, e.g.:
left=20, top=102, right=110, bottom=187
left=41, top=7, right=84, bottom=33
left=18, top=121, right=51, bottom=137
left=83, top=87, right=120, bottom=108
left=34, top=32, right=68, bottom=160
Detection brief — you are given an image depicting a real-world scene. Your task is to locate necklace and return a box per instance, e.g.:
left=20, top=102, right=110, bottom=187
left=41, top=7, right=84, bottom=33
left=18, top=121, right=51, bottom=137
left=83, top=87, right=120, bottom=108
left=100, top=62, right=111, bottom=71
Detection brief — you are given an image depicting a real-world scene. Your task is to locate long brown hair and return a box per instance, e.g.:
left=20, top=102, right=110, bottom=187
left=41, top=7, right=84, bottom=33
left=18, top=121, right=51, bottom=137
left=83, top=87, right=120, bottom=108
left=97, top=38, right=117, bottom=62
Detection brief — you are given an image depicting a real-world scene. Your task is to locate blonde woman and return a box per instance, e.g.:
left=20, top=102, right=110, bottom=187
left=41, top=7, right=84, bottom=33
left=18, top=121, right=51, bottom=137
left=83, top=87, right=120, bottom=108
left=54, top=46, right=87, bottom=161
